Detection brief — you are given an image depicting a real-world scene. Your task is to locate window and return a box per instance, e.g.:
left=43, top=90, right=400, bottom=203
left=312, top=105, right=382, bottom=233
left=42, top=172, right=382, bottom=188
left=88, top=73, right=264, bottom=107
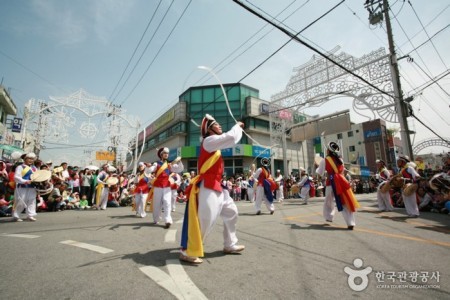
left=337, top=133, right=343, bottom=139
left=349, top=145, right=356, bottom=152
left=348, top=131, right=354, bottom=137
left=374, top=142, right=381, bottom=159
left=190, top=89, right=202, bottom=103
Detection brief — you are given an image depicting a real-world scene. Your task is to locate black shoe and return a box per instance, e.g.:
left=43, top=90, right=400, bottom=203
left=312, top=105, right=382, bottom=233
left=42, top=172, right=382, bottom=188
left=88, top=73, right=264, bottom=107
left=347, top=226, right=354, bottom=230
left=270, top=211, right=274, bottom=215
left=256, top=211, right=261, bottom=215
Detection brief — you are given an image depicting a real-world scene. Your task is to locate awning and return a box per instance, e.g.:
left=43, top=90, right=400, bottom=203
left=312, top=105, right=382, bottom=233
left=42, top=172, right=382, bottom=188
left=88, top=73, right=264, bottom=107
left=0, top=144, right=23, bottom=152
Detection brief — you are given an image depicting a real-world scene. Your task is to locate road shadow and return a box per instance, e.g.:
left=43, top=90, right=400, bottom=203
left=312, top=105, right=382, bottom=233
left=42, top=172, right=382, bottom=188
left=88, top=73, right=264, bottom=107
left=290, top=223, right=348, bottom=231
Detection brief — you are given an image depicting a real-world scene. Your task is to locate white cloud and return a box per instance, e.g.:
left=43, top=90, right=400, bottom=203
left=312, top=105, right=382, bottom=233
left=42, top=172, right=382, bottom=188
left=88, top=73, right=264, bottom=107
left=92, top=0, right=135, bottom=43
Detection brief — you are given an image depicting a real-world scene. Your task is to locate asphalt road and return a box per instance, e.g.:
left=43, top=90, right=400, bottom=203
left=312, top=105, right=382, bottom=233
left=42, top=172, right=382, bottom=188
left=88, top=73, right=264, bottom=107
left=1, top=193, right=449, bottom=300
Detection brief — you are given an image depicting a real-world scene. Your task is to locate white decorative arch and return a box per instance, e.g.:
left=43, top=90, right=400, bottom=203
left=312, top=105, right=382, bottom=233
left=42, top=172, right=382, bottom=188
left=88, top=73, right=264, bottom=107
left=269, top=47, right=396, bottom=168
left=23, top=89, right=140, bottom=167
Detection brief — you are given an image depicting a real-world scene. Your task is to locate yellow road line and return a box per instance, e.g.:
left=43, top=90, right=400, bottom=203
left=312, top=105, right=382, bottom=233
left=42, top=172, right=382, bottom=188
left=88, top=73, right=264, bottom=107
left=285, top=216, right=450, bottom=248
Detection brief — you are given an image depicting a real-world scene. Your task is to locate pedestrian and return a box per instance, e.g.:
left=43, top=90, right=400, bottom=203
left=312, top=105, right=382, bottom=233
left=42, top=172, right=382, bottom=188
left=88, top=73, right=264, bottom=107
left=375, top=159, right=394, bottom=212
left=180, top=114, right=245, bottom=264
left=12, top=153, right=38, bottom=221
left=80, top=169, right=93, bottom=205
left=170, top=172, right=182, bottom=212
left=274, top=169, right=284, bottom=203
left=316, top=142, right=360, bottom=230
left=147, top=147, right=184, bottom=228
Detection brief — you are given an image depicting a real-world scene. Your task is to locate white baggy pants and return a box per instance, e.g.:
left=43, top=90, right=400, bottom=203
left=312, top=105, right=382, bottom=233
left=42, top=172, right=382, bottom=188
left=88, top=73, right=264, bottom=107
left=152, top=187, right=173, bottom=224
left=198, top=182, right=239, bottom=249
left=323, top=186, right=355, bottom=226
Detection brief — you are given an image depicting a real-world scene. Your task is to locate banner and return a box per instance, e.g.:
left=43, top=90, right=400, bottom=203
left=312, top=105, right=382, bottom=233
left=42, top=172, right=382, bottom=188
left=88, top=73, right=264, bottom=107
left=12, top=118, right=23, bottom=133
left=96, top=151, right=115, bottom=161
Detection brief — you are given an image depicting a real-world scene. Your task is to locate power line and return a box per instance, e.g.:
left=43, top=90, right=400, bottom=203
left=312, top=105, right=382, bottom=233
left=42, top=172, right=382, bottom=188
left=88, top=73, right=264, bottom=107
left=113, top=0, right=175, bottom=103
left=403, top=24, right=450, bottom=58
left=407, top=0, right=448, bottom=70
left=232, top=0, right=395, bottom=100
left=187, top=0, right=346, bottom=123
left=108, top=0, right=164, bottom=102
left=118, top=0, right=192, bottom=106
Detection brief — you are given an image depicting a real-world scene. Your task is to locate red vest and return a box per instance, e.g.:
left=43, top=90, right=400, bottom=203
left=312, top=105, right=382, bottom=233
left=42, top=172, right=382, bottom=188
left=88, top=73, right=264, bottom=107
left=401, top=167, right=412, bottom=179
left=134, top=173, right=149, bottom=194
left=379, top=168, right=388, bottom=180
left=257, top=168, right=270, bottom=186
left=152, top=161, right=171, bottom=188
left=325, top=156, right=344, bottom=186
left=198, top=144, right=223, bottom=192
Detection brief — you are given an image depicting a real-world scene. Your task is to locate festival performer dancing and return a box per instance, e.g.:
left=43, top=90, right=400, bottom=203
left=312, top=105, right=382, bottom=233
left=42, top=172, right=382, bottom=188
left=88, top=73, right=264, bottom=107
left=375, top=159, right=394, bottom=212
left=254, top=158, right=277, bottom=215
left=316, top=142, right=360, bottom=230
left=396, top=155, right=420, bottom=217
left=297, top=167, right=311, bottom=205
left=147, top=147, right=184, bottom=228
left=13, top=153, right=38, bottom=221
left=134, top=162, right=151, bottom=218
left=180, top=114, right=245, bottom=264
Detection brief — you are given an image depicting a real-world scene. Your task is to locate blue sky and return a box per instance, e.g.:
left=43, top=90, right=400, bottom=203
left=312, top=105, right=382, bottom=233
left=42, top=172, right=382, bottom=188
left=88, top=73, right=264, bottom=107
left=1, top=0, right=449, bottom=164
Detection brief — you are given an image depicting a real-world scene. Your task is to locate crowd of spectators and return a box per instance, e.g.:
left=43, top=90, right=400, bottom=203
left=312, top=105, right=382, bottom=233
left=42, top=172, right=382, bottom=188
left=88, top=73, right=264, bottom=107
left=1, top=152, right=449, bottom=217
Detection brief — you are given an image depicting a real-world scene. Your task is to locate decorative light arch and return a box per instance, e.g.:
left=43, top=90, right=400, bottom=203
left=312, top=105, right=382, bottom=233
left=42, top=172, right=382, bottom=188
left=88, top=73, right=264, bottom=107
left=269, top=47, right=396, bottom=171
left=22, top=89, right=140, bottom=168
left=413, top=138, right=450, bottom=154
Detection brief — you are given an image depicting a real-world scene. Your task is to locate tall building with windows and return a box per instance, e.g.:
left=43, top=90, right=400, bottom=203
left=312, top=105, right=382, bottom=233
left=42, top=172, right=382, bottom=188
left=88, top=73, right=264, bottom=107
left=132, top=83, right=311, bottom=177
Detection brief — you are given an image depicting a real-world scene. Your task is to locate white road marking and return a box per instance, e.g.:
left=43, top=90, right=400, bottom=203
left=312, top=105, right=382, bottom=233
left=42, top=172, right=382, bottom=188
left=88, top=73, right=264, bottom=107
left=167, top=259, right=208, bottom=299
left=165, top=229, right=177, bottom=243
left=60, top=240, right=114, bottom=254
left=2, top=233, right=40, bottom=239
left=140, top=259, right=208, bottom=300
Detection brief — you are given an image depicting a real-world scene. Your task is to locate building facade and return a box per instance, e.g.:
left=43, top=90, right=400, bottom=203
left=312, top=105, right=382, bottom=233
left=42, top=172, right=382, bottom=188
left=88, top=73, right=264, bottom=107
left=131, top=83, right=311, bottom=177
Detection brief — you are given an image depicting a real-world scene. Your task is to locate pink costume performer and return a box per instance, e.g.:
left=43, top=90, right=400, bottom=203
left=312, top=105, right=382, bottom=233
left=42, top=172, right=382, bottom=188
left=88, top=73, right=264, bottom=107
left=180, top=114, right=245, bottom=264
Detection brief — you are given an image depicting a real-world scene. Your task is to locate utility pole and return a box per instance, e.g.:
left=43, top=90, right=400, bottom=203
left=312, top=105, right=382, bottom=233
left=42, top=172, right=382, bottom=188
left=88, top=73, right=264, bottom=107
left=365, top=0, right=414, bottom=160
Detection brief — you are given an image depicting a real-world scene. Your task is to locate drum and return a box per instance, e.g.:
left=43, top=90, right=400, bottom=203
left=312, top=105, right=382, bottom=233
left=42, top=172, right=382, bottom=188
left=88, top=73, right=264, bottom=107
left=380, top=182, right=391, bottom=193
left=390, top=176, right=404, bottom=189
left=314, top=156, right=323, bottom=166
left=106, top=176, right=119, bottom=186
left=31, top=170, right=53, bottom=195
left=403, top=183, right=418, bottom=196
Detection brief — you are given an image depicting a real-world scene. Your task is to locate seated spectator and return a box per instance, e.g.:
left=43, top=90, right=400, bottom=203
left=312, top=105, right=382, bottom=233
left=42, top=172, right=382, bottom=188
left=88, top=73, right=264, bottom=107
left=119, top=187, right=132, bottom=207
left=107, top=184, right=120, bottom=207
left=47, top=182, right=67, bottom=212
left=79, top=194, right=91, bottom=210
left=66, top=192, right=81, bottom=209
left=177, top=190, right=187, bottom=203
left=36, top=195, right=48, bottom=212
left=417, top=187, right=433, bottom=212
left=0, top=193, right=12, bottom=217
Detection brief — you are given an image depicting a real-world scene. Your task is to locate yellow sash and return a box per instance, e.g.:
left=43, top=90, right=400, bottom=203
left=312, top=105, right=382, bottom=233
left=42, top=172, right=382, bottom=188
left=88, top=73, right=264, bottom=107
left=95, top=173, right=108, bottom=207
left=146, top=161, right=169, bottom=212
left=186, top=150, right=221, bottom=257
